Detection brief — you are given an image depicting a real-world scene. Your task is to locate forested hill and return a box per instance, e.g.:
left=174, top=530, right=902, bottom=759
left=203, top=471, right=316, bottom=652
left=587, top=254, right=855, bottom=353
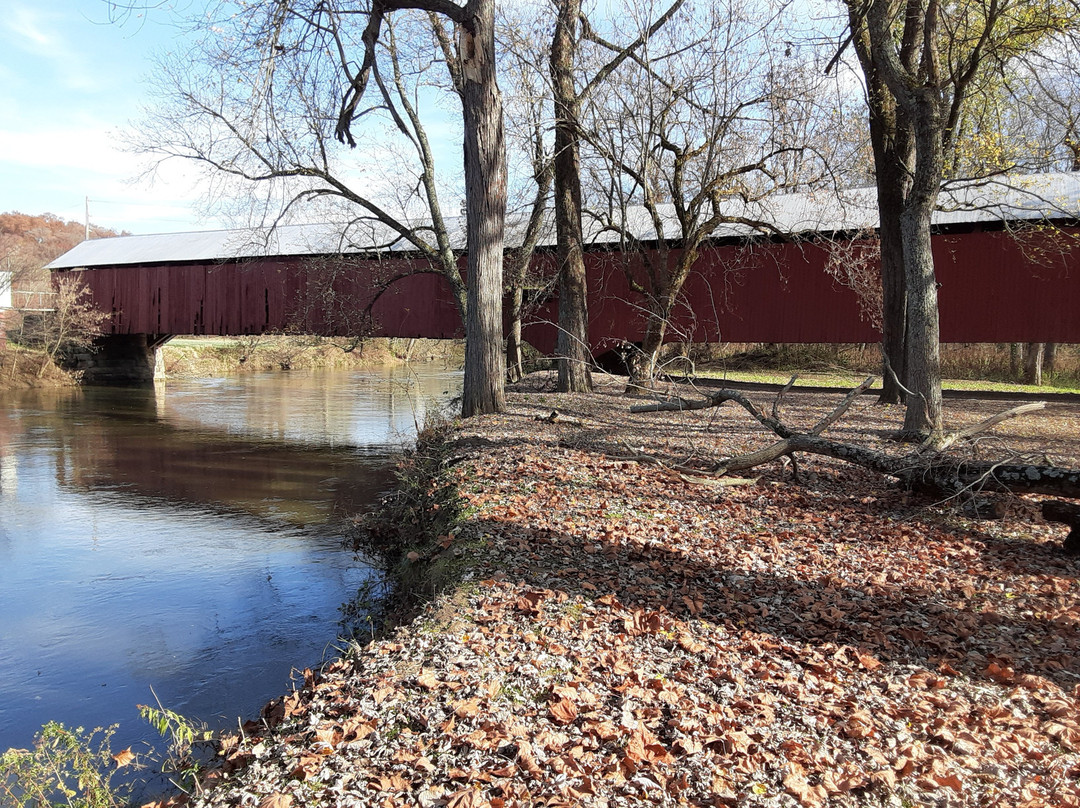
left=1, top=212, right=124, bottom=274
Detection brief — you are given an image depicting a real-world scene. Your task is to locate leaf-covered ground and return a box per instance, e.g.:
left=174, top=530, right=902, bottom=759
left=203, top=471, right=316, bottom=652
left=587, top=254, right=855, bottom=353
left=188, top=374, right=1080, bottom=808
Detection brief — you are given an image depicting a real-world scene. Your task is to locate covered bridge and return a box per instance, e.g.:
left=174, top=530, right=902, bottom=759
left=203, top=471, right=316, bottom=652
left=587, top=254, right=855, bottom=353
left=46, top=173, right=1080, bottom=382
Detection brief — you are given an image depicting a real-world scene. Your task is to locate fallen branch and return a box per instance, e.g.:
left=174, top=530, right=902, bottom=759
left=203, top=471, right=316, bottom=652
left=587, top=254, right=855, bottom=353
left=536, top=410, right=583, bottom=426
left=933, top=401, right=1046, bottom=452
left=634, top=382, right=1080, bottom=552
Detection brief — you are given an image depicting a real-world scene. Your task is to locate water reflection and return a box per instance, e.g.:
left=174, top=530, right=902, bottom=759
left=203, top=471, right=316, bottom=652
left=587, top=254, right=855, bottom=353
left=0, top=367, right=461, bottom=757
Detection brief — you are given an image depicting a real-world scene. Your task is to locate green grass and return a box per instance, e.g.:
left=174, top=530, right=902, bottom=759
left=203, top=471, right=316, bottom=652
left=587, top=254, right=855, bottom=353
left=165, top=336, right=236, bottom=349
left=691, top=368, right=1080, bottom=396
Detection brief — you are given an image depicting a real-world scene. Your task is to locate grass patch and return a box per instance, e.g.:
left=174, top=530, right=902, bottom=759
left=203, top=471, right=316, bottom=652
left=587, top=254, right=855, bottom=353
left=0, top=346, right=79, bottom=390
left=684, top=342, right=1080, bottom=395
left=693, top=368, right=1080, bottom=395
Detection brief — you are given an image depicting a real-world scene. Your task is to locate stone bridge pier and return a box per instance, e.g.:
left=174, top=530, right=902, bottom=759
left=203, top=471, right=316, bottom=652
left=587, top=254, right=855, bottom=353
left=67, top=334, right=172, bottom=385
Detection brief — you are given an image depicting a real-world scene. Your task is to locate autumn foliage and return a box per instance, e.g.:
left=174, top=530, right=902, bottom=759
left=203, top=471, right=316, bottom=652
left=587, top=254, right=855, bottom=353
left=0, top=212, right=122, bottom=295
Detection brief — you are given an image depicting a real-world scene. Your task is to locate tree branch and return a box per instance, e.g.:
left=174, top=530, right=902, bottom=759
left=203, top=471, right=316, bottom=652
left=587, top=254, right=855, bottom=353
left=336, top=0, right=468, bottom=146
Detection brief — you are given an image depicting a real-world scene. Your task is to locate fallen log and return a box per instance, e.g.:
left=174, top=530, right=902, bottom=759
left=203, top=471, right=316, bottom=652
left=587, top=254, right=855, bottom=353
left=633, top=381, right=1080, bottom=552
left=536, top=409, right=583, bottom=426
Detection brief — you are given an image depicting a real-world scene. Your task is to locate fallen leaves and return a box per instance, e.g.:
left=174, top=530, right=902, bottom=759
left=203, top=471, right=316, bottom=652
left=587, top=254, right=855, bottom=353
left=256, top=795, right=293, bottom=808
left=186, top=382, right=1080, bottom=808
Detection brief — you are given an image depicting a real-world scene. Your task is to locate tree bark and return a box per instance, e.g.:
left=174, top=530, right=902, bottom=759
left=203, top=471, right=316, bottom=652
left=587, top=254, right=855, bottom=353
left=506, top=285, right=524, bottom=382
left=1024, top=342, right=1044, bottom=386
left=1045, top=342, right=1057, bottom=374
left=899, top=199, right=943, bottom=439
left=460, top=0, right=507, bottom=417
left=877, top=182, right=909, bottom=405
left=551, top=0, right=593, bottom=394
left=849, top=13, right=911, bottom=405
left=860, top=0, right=949, bottom=441
left=626, top=307, right=669, bottom=392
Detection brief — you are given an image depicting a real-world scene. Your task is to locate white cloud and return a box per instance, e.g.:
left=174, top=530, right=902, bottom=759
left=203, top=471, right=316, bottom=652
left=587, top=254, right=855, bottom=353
left=6, top=6, right=58, bottom=49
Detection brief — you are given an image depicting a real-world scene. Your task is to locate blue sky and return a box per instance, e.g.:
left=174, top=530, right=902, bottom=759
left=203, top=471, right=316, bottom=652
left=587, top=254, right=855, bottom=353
left=0, top=2, right=221, bottom=235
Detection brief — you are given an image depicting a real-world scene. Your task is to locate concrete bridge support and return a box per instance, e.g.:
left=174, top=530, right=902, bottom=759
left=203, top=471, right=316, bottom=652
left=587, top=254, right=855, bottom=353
left=70, top=334, right=171, bottom=385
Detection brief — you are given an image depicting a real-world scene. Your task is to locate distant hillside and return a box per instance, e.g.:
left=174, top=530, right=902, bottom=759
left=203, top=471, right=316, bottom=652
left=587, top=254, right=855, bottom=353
left=1, top=212, right=125, bottom=278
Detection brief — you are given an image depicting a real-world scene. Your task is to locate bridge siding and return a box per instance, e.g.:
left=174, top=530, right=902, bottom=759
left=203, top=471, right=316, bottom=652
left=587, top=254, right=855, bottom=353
left=67, top=226, right=1080, bottom=350
left=79, top=256, right=466, bottom=339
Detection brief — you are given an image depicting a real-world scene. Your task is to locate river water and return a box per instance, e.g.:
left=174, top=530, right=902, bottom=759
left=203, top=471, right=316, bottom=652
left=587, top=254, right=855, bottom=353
left=0, top=366, right=461, bottom=758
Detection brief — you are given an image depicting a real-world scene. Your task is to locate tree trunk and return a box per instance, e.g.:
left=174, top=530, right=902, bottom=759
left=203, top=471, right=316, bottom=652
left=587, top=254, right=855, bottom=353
left=849, top=8, right=911, bottom=406
left=899, top=201, right=943, bottom=440
left=1045, top=342, right=1057, bottom=374
left=867, top=85, right=910, bottom=406
left=1024, top=342, right=1044, bottom=386
left=459, top=0, right=507, bottom=417
left=1010, top=342, right=1022, bottom=378
left=626, top=308, right=668, bottom=392
left=551, top=0, right=593, bottom=394
left=506, top=285, right=524, bottom=383
left=878, top=184, right=909, bottom=404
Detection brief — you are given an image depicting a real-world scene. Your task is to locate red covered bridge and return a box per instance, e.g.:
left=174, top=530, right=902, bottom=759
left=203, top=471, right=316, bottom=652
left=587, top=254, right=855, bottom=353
left=46, top=175, right=1080, bottom=381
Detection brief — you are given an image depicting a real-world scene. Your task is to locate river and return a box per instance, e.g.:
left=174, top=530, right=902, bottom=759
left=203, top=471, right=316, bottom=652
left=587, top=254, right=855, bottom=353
left=0, top=366, right=461, bottom=761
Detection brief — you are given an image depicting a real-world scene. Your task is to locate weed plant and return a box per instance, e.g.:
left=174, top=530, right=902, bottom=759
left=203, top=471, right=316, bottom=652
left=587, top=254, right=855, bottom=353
left=2, top=700, right=213, bottom=808
left=1, top=723, right=127, bottom=808
left=345, top=411, right=470, bottom=631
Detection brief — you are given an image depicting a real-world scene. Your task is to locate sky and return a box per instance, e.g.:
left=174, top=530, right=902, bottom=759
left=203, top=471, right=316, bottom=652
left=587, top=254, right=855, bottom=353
left=0, top=1, right=227, bottom=235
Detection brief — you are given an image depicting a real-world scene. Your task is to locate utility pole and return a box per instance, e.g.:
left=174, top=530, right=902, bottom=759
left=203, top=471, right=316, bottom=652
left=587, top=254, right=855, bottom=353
left=85, top=197, right=90, bottom=240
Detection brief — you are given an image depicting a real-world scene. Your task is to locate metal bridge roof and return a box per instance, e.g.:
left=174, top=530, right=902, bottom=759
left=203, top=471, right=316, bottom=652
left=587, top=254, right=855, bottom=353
left=48, top=173, right=1080, bottom=270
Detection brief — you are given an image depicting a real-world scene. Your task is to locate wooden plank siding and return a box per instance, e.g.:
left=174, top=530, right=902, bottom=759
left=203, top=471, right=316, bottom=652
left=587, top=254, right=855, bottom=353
left=65, top=256, right=466, bottom=340
left=59, top=224, right=1080, bottom=353
left=523, top=226, right=1080, bottom=354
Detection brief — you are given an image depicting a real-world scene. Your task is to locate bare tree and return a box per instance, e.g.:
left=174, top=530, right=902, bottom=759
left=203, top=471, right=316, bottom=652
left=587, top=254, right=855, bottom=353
left=846, top=0, right=1080, bottom=441
left=840, top=3, right=915, bottom=405
left=10, top=275, right=109, bottom=377
left=546, top=0, right=687, bottom=393
left=579, top=0, right=810, bottom=390
left=130, top=0, right=508, bottom=416
left=497, top=5, right=555, bottom=383
left=954, top=30, right=1080, bottom=175
left=340, top=0, right=509, bottom=416
left=548, top=0, right=593, bottom=393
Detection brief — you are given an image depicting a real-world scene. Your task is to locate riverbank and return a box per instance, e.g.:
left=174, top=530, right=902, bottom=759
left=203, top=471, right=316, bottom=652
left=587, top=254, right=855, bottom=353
left=0, top=337, right=465, bottom=392
left=181, top=372, right=1080, bottom=808
left=161, top=337, right=464, bottom=377
left=0, top=346, right=79, bottom=389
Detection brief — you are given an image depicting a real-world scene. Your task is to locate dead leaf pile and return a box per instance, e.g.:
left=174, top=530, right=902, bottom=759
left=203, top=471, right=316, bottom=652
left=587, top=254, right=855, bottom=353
left=188, top=375, right=1080, bottom=808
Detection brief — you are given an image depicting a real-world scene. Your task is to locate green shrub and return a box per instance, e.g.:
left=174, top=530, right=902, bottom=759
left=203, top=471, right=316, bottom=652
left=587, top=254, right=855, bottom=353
left=1, top=722, right=128, bottom=808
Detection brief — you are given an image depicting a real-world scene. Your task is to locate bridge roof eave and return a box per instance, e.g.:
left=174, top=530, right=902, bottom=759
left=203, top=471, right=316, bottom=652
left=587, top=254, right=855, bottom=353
left=46, top=172, right=1080, bottom=271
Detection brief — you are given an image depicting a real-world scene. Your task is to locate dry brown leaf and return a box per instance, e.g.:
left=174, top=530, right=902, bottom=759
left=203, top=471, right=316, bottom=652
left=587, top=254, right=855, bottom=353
left=784, top=768, right=828, bottom=806
left=370, top=774, right=411, bottom=792
left=842, top=710, right=876, bottom=739
left=258, top=794, right=293, bottom=808
left=416, top=670, right=441, bottom=690
left=454, top=697, right=482, bottom=718
left=445, top=787, right=489, bottom=808
left=112, top=748, right=136, bottom=769
left=822, top=766, right=869, bottom=794
left=548, top=696, right=579, bottom=725
left=934, top=773, right=964, bottom=793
